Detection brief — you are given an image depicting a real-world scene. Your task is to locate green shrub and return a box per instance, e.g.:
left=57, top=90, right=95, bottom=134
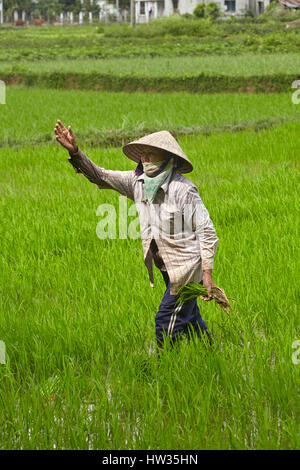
left=260, top=1, right=300, bottom=21
left=206, top=2, right=221, bottom=20
left=193, top=3, right=205, bottom=18
left=262, top=33, right=283, bottom=47
left=181, top=13, right=193, bottom=19
left=194, top=2, right=220, bottom=21
left=244, top=8, right=255, bottom=18
left=263, top=1, right=284, bottom=16
left=243, top=34, right=259, bottom=46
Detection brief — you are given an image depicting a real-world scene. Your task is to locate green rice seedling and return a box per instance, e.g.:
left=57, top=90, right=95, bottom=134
left=176, top=282, right=208, bottom=306
left=176, top=282, right=233, bottom=315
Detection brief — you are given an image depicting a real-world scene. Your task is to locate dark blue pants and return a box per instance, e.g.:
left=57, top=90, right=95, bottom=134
left=155, top=270, right=208, bottom=347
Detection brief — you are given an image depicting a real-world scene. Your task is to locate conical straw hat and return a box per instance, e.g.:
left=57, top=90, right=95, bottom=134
left=122, top=130, right=193, bottom=174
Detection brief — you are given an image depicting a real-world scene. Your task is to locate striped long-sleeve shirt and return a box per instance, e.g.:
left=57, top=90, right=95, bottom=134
left=68, top=147, right=219, bottom=295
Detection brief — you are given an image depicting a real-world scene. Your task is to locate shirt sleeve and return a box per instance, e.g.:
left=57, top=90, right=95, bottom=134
left=68, top=147, right=135, bottom=201
left=185, top=185, right=219, bottom=270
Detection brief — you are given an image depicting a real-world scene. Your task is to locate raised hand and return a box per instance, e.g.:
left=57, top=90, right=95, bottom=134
left=54, top=119, right=78, bottom=154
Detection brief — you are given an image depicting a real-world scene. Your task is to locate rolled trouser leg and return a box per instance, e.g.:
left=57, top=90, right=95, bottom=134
left=155, top=272, right=178, bottom=349
left=155, top=273, right=209, bottom=349
left=183, top=299, right=213, bottom=346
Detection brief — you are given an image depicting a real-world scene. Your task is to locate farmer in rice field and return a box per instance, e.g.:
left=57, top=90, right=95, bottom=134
left=54, top=120, right=219, bottom=349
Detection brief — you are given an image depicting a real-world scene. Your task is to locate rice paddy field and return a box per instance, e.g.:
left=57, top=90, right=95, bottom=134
left=0, top=20, right=299, bottom=450
left=2, top=53, right=300, bottom=76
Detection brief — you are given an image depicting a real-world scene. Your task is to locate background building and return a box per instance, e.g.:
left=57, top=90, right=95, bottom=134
left=0, top=0, right=274, bottom=25
left=134, top=0, right=272, bottom=22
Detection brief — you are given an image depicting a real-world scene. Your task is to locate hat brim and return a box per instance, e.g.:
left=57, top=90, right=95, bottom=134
left=122, top=143, right=193, bottom=174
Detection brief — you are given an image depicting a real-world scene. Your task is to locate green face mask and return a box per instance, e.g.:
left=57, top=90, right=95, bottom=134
left=143, top=157, right=174, bottom=204
left=143, top=160, right=166, bottom=176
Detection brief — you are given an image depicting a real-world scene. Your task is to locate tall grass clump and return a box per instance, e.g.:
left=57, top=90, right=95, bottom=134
left=103, top=16, right=218, bottom=38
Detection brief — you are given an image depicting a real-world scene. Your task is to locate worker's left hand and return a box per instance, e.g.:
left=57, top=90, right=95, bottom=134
left=200, top=270, right=216, bottom=301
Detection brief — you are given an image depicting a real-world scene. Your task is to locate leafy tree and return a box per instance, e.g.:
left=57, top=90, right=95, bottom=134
left=2, top=0, right=129, bottom=20
left=118, top=0, right=130, bottom=9
left=3, top=0, right=19, bottom=17
left=58, top=0, right=81, bottom=14
left=31, top=0, right=62, bottom=20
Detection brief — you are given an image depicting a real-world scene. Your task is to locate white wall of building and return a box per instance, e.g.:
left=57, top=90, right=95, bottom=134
left=220, top=0, right=270, bottom=16
left=178, top=0, right=271, bottom=17
left=100, top=0, right=271, bottom=23
left=135, top=1, right=161, bottom=23
left=163, top=0, right=175, bottom=16
left=178, top=0, right=199, bottom=15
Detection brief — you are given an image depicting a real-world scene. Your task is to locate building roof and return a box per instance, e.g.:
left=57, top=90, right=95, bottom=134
left=279, top=0, right=300, bottom=8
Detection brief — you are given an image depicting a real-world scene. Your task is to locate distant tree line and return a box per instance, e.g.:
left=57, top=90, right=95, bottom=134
left=2, top=0, right=130, bottom=22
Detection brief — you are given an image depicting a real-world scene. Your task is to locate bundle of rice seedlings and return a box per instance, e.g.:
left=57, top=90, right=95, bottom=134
left=176, top=282, right=233, bottom=316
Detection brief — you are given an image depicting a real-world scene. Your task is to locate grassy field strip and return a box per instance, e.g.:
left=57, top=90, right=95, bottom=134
left=1, top=87, right=300, bottom=147
left=1, top=20, right=300, bottom=61
left=2, top=54, right=300, bottom=76
left=0, top=120, right=299, bottom=448
left=1, top=40, right=299, bottom=61
left=1, top=116, right=298, bottom=150
left=2, top=71, right=299, bottom=93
